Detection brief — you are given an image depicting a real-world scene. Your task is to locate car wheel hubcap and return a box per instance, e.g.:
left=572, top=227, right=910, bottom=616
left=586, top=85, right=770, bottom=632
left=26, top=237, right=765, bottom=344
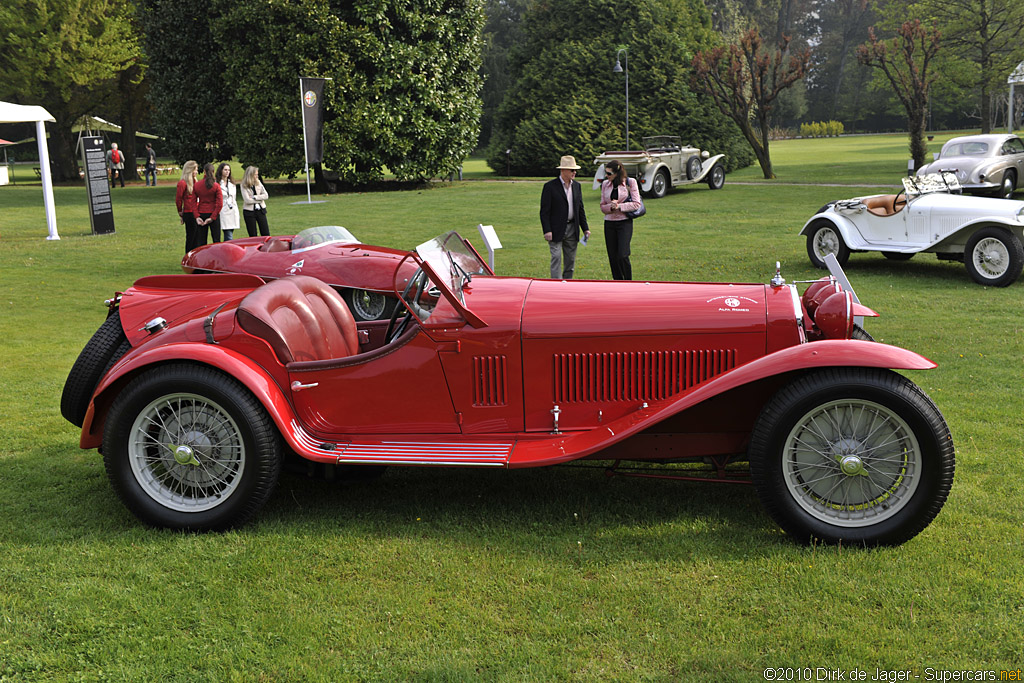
left=129, top=393, right=246, bottom=512
left=782, top=399, right=921, bottom=527
left=352, top=289, right=386, bottom=319
left=973, top=238, right=1009, bottom=278
left=814, top=229, right=839, bottom=258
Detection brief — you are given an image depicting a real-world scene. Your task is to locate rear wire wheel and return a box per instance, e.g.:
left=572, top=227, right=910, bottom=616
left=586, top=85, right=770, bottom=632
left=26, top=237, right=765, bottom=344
left=748, top=368, right=954, bottom=546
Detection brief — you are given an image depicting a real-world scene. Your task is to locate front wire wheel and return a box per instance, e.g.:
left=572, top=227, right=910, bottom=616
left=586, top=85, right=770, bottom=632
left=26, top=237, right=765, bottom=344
left=103, top=364, right=282, bottom=530
left=806, top=220, right=850, bottom=269
left=748, top=368, right=954, bottom=546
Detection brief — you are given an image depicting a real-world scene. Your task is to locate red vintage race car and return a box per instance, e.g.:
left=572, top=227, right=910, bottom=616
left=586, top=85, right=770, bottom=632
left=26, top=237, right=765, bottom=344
left=181, top=225, right=418, bottom=321
left=64, top=232, right=955, bottom=545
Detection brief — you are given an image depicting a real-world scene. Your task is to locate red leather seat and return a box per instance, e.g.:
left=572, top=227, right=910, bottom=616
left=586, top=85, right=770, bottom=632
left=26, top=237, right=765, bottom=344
left=236, top=276, right=359, bottom=364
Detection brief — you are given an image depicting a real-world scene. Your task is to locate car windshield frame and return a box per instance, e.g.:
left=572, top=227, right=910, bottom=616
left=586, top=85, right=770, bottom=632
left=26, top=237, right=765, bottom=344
left=412, top=231, right=490, bottom=328
left=291, top=225, right=360, bottom=253
left=903, top=171, right=961, bottom=196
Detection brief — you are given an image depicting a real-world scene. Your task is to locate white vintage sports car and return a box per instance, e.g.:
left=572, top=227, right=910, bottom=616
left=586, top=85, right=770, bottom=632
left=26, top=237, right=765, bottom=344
left=802, top=172, right=1024, bottom=287
left=593, top=136, right=726, bottom=198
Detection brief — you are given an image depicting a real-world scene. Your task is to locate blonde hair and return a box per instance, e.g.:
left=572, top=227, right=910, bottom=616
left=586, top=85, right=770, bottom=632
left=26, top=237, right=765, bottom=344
left=180, top=160, right=198, bottom=192
left=242, top=165, right=259, bottom=189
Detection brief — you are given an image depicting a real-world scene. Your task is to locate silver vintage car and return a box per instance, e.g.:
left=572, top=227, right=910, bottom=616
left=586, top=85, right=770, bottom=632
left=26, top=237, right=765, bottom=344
left=593, top=136, right=726, bottom=198
left=916, top=134, right=1024, bottom=199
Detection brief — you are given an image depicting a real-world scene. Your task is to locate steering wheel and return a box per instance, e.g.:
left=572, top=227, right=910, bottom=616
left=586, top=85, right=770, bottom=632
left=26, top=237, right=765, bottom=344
left=892, top=188, right=907, bottom=214
left=384, top=268, right=428, bottom=343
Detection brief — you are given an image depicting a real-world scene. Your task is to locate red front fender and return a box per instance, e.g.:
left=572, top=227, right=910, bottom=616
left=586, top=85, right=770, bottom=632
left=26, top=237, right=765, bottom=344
left=80, top=342, right=297, bottom=450
left=510, top=340, right=936, bottom=467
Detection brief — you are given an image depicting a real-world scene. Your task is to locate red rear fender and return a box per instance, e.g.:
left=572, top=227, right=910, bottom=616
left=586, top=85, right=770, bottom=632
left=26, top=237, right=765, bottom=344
left=80, top=342, right=296, bottom=450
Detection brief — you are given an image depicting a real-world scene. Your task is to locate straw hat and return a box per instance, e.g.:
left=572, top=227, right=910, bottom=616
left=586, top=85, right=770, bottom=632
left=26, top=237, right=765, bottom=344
left=555, top=155, right=581, bottom=170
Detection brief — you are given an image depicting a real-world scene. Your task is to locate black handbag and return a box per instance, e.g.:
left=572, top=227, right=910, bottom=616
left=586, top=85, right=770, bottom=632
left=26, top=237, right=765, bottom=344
left=625, top=180, right=645, bottom=218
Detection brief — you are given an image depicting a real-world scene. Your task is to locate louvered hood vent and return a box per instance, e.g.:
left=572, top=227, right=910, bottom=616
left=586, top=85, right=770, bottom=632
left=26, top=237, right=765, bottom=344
left=554, top=349, right=736, bottom=403
left=473, top=355, right=508, bottom=407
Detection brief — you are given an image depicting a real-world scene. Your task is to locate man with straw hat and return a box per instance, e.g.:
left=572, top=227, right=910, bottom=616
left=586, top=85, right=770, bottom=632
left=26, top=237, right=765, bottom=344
left=540, top=154, right=591, bottom=279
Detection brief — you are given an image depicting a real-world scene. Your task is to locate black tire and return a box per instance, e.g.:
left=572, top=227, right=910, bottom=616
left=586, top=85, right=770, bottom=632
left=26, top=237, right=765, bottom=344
left=685, top=155, right=701, bottom=180
left=997, top=170, right=1016, bottom=199
left=851, top=324, right=873, bottom=341
left=748, top=368, right=954, bottom=546
left=964, top=226, right=1024, bottom=287
left=102, top=363, right=282, bottom=531
left=61, top=310, right=130, bottom=428
left=805, top=219, right=850, bottom=269
left=707, top=164, right=725, bottom=190
left=882, top=252, right=914, bottom=261
left=344, top=288, right=389, bottom=322
left=650, top=169, right=669, bottom=199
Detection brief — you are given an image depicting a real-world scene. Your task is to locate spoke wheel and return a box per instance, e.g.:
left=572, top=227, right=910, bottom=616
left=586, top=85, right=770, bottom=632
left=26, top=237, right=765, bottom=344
left=103, top=364, right=282, bottom=530
left=345, top=288, right=388, bottom=321
left=749, top=368, right=954, bottom=546
left=964, top=227, right=1024, bottom=287
left=651, top=169, right=668, bottom=198
left=707, top=165, right=725, bottom=190
left=806, top=220, right=850, bottom=269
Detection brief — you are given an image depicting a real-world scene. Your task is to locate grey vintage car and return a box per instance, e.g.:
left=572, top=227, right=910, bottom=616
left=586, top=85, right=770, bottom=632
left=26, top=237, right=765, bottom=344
left=593, top=136, right=725, bottom=198
left=916, top=134, right=1024, bottom=199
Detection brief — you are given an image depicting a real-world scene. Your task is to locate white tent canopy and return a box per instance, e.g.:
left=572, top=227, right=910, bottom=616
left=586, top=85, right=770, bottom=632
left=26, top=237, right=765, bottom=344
left=0, top=101, right=59, bottom=240
left=72, top=114, right=160, bottom=139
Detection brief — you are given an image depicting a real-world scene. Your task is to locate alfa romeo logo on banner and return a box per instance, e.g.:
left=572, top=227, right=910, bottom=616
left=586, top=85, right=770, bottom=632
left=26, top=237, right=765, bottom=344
left=300, top=77, right=326, bottom=164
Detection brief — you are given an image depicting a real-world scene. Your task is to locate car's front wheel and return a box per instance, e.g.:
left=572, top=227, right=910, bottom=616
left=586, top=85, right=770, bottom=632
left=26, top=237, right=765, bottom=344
left=806, top=220, right=850, bottom=269
left=707, top=164, right=725, bottom=190
left=997, top=170, right=1016, bottom=199
left=748, top=368, right=954, bottom=546
left=102, top=363, right=282, bottom=530
left=650, top=169, right=669, bottom=199
left=964, top=226, right=1024, bottom=286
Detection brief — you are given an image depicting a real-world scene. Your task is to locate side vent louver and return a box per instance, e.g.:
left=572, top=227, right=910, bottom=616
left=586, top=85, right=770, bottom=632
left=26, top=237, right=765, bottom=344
left=473, top=355, right=508, bottom=407
left=554, top=350, right=736, bottom=403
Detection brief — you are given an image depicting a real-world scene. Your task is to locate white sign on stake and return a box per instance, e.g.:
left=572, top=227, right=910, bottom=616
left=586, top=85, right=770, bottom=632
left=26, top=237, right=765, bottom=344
left=477, top=224, right=502, bottom=272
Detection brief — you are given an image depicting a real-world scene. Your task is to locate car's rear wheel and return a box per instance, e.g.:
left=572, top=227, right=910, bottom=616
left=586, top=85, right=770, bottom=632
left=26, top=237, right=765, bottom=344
left=748, top=368, right=954, bottom=546
left=103, top=363, right=282, bottom=531
left=806, top=220, right=850, bottom=269
left=61, top=310, right=130, bottom=428
left=996, top=170, right=1016, bottom=199
left=344, top=288, right=388, bottom=321
left=707, top=164, right=725, bottom=190
left=964, top=226, right=1024, bottom=286
left=650, top=169, right=669, bottom=199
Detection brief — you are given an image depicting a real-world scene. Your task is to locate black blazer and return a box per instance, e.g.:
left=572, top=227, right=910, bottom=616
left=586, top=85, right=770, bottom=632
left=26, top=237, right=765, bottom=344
left=540, top=177, right=589, bottom=242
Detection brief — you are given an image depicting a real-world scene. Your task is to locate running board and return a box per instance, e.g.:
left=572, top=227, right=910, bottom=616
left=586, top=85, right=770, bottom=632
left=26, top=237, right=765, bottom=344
left=291, top=422, right=512, bottom=466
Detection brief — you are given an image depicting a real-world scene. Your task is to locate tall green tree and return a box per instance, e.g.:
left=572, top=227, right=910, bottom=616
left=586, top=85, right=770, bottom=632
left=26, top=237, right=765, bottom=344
left=693, top=29, right=810, bottom=178
left=802, top=0, right=876, bottom=123
left=478, top=0, right=528, bottom=149
left=208, top=0, right=483, bottom=183
left=910, top=0, right=1024, bottom=132
left=857, top=19, right=940, bottom=169
left=0, top=0, right=141, bottom=180
left=135, top=0, right=233, bottom=166
left=487, top=0, right=753, bottom=176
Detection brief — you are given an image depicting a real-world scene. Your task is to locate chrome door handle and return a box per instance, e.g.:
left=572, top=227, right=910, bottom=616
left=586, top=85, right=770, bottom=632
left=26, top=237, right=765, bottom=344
left=291, top=381, right=319, bottom=392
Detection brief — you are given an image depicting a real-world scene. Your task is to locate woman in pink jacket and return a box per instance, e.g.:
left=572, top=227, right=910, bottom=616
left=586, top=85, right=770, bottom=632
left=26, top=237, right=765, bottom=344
left=599, top=159, right=642, bottom=280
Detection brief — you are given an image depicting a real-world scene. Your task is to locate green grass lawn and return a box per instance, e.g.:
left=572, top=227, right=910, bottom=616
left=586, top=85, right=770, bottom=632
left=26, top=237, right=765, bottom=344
left=2, top=132, right=1023, bottom=680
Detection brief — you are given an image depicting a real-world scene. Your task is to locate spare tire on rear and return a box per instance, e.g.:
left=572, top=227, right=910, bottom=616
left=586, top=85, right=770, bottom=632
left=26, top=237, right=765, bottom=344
left=61, top=310, right=130, bottom=428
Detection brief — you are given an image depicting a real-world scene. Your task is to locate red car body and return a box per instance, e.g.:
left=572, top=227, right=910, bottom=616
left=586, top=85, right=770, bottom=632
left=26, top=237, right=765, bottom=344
left=180, top=226, right=421, bottom=320
left=64, top=232, right=955, bottom=545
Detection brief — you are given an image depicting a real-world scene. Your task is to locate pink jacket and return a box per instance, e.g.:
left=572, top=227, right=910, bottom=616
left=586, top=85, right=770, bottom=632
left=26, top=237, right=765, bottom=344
left=600, top=178, right=642, bottom=220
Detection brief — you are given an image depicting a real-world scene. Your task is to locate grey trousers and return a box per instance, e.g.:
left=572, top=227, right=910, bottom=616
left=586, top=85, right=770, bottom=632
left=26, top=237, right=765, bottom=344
left=549, top=229, right=580, bottom=279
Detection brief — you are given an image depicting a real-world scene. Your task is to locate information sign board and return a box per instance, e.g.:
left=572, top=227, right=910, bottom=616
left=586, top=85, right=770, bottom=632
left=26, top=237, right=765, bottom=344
left=80, top=136, right=115, bottom=235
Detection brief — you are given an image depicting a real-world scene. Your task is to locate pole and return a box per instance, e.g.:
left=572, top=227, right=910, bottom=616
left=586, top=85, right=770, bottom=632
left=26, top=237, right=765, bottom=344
left=37, top=120, right=59, bottom=240
left=624, top=50, right=630, bottom=151
left=299, top=77, right=311, bottom=203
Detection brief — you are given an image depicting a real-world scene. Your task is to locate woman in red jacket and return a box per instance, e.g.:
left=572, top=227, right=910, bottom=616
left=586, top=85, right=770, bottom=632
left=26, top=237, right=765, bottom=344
left=192, top=163, right=223, bottom=246
left=175, top=160, right=200, bottom=254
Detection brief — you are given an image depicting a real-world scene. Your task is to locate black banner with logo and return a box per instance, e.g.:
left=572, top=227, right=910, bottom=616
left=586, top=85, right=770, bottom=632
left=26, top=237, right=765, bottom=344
left=300, top=77, right=326, bottom=164
left=80, top=136, right=115, bottom=235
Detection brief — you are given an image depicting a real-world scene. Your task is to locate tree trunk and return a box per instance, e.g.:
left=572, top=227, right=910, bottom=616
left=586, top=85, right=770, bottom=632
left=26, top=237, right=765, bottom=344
left=738, top=118, right=774, bottom=179
left=51, top=115, right=80, bottom=182
left=908, top=105, right=928, bottom=171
